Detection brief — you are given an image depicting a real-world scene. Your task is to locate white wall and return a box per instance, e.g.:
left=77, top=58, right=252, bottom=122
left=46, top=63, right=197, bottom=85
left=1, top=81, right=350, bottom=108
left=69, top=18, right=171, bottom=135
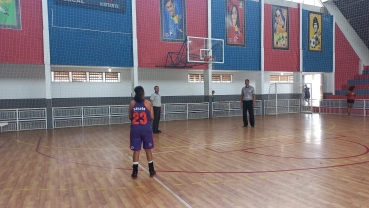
left=138, top=68, right=262, bottom=96
left=263, top=71, right=295, bottom=94
left=0, top=64, right=46, bottom=99
left=1, top=63, right=314, bottom=100
left=213, top=70, right=261, bottom=95
left=51, top=66, right=131, bottom=98
left=323, top=73, right=334, bottom=94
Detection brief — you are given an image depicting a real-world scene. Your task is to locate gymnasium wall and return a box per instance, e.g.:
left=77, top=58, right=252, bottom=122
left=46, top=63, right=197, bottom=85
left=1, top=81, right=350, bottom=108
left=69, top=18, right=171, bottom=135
left=212, top=0, right=261, bottom=71
left=47, top=0, right=133, bottom=67
left=136, top=0, right=208, bottom=69
left=334, top=23, right=360, bottom=91
left=50, top=66, right=131, bottom=98
left=138, top=68, right=262, bottom=96
left=302, top=11, right=333, bottom=72
left=0, top=0, right=44, bottom=65
left=0, top=64, right=46, bottom=99
left=264, top=2, right=300, bottom=72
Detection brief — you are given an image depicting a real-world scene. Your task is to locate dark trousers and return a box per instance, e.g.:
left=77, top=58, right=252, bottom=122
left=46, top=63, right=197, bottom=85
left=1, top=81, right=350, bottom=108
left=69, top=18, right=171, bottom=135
left=153, top=106, right=161, bottom=132
left=243, top=100, right=255, bottom=127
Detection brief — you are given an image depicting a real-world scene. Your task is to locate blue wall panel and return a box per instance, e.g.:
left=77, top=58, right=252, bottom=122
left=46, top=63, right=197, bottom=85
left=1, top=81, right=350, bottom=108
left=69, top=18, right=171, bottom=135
left=302, top=10, right=333, bottom=72
left=48, top=0, right=133, bottom=67
left=212, top=0, right=261, bottom=71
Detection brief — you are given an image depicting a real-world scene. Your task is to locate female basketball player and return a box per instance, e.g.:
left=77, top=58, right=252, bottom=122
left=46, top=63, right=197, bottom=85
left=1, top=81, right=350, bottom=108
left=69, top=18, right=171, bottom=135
left=129, top=86, right=156, bottom=178
left=345, top=86, right=356, bottom=116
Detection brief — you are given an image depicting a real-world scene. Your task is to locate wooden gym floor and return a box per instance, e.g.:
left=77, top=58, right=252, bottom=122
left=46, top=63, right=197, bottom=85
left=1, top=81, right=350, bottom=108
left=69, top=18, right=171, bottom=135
left=0, top=114, right=368, bottom=208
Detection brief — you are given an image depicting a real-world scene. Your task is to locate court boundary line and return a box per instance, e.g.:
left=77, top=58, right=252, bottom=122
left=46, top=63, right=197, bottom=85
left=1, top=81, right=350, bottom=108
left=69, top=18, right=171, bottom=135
left=34, top=133, right=369, bottom=174
left=128, top=157, right=193, bottom=208
left=9, top=120, right=339, bottom=150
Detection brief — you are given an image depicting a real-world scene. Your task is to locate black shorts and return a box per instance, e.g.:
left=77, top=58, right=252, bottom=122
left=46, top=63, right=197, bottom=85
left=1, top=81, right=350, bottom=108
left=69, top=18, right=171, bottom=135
left=305, top=95, right=310, bottom=99
left=347, top=99, right=355, bottom=104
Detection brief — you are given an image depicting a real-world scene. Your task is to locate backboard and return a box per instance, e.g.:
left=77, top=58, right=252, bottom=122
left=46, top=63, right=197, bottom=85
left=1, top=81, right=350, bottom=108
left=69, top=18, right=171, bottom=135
left=187, top=36, right=224, bottom=64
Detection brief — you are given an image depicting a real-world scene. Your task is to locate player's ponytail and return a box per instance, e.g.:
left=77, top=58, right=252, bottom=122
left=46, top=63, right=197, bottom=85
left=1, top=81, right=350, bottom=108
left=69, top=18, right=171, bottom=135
left=134, top=86, right=144, bottom=103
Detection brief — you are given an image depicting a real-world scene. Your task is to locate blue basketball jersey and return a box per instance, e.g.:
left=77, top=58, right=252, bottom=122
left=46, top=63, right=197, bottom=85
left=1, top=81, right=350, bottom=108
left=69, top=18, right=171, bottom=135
left=130, top=99, right=152, bottom=133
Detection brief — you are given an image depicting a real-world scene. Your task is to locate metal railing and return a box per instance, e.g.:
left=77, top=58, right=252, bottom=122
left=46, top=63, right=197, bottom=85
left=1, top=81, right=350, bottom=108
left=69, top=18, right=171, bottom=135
left=311, top=99, right=369, bottom=116
left=212, top=100, right=262, bottom=118
left=53, top=102, right=209, bottom=128
left=2, top=99, right=366, bottom=132
left=264, top=99, right=302, bottom=115
left=0, top=108, right=47, bottom=132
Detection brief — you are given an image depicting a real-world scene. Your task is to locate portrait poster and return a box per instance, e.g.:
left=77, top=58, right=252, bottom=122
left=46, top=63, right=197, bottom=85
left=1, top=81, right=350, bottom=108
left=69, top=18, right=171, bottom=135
left=0, top=0, right=21, bottom=30
left=225, top=0, right=245, bottom=47
left=308, top=12, right=322, bottom=52
left=272, top=5, right=289, bottom=50
left=160, top=0, right=187, bottom=43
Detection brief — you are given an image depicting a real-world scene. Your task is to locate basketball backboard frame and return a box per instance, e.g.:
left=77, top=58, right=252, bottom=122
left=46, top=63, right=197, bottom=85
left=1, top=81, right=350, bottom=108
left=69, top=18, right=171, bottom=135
left=187, top=36, right=224, bottom=64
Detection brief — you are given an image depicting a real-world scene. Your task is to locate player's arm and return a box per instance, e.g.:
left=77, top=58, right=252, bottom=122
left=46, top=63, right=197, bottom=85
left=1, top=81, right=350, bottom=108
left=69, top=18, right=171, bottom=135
left=253, top=88, right=256, bottom=108
left=129, top=101, right=134, bottom=120
left=345, top=91, right=349, bottom=96
left=149, top=102, right=154, bottom=121
left=241, top=90, right=244, bottom=107
left=150, top=93, right=154, bottom=105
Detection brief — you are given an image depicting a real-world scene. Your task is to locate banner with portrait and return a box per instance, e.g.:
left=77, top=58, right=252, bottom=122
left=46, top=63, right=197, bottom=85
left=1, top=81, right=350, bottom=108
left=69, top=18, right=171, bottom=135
left=272, top=5, right=289, bottom=50
left=225, top=0, right=245, bottom=47
left=0, top=0, right=21, bottom=30
left=160, top=0, right=187, bottom=43
left=308, top=12, right=322, bottom=52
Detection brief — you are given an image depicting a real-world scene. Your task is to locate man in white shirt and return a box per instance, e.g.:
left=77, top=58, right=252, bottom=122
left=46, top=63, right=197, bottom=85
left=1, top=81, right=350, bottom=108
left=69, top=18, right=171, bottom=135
left=150, top=86, right=162, bottom=134
left=241, top=79, right=255, bottom=127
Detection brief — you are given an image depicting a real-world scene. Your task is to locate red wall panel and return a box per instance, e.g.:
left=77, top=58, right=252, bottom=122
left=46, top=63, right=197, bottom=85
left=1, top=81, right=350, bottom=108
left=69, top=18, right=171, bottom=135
left=137, top=0, right=208, bottom=69
left=264, top=4, right=300, bottom=72
left=335, top=24, right=360, bottom=91
left=0, top=0, right=44, bottom=65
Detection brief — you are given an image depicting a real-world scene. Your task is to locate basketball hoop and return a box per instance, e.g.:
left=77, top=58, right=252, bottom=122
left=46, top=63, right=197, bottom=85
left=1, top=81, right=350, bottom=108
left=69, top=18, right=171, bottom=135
left=204, top=56, right=215, bottom=63
left=204, top=56, right=211, bottom=63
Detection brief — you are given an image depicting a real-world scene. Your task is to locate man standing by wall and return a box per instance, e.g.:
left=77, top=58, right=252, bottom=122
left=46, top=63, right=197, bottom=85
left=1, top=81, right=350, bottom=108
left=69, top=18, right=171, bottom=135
left=241, top=79, right=255, bottom=127
left=150, top=86, right=162, bottom=134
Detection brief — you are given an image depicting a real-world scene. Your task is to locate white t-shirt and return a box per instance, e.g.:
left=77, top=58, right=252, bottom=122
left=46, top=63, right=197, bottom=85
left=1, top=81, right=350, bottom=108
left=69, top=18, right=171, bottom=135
left=150, top=93, right=161, bottom=107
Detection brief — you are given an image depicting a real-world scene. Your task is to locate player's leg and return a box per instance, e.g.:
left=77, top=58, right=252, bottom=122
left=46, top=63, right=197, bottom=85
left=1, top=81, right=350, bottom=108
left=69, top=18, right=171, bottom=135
left=347, top=101, right=350, bottom=115
left=248, top=101, right=255, bottom=127
left=130, top=132, right=142, bottom=179
left=143, top=132, right=156, bottom=177
left=348, top=103, right=353, bottom=115
left=242, top=101, right=248, bottom=127
left=153, top=107, right=160, bottom=133
left=157, top=108, right=161, bottom=133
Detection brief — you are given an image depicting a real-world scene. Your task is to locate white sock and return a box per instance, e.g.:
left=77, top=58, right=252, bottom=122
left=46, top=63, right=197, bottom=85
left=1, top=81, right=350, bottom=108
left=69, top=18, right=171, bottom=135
left=133, top=162, right=138, bottom=165
left=148, top=161, right=153, bottom=164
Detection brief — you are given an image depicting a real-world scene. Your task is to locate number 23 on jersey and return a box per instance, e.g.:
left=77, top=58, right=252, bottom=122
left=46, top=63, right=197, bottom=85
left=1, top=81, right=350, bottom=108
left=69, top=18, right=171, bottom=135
left=132, top=112, right=147, bottom=125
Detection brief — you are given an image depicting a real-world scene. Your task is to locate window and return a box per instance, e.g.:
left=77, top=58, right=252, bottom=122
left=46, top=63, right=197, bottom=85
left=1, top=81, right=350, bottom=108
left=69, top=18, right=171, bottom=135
left=212, top=74, right=221, bottom=82
left=189, top=74, right=232, bottom=83
left=105, top=72, right=119, bottom=82
left=288, top=75, right=293, bottom=82
left=52, top=71, right=120, bottom=83
left=270, top=75, right=293, bottom=83
left=280, top=75, right=288, bottom=82
left=72, top=72, right=87, bottom=82
left=270, top=75, right=279, bottom=82
left=52, top=71, right=70, bottom=82
left=188, top=74, right=203, bottom=83
left=212, top=74, right=232, bottom=82
left=89, top=72, right=103, bottom=82
left=221, top=75, right=232, bottom=82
